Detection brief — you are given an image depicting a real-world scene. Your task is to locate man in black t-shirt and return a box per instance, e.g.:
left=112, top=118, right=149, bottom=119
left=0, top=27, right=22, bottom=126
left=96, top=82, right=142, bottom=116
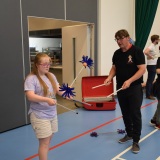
left=104, top=29, right=146, bottom=154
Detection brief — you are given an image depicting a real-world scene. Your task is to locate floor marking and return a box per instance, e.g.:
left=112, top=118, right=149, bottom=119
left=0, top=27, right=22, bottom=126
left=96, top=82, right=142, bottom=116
left=25, top=100, right=157, bottom=160
left=25, top=116, right=122, bottom=160
left=156, top=156, right=160, bottom=160
left=115, top=158, right=126, bottom=160
left=111, top=129, right=158, bottom=160
left=141, top=100, right=157, bottom=109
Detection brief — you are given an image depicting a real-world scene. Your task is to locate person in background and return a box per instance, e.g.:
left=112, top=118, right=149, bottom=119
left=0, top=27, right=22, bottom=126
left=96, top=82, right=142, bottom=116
left=129, top=38, right=135, bottom=45
left=144, top=35, right=160, bottom=100
left=104, top=29, right=145, bottom=154
left=150, top=57, right=160, bottom=129
left=24, top=53, right=69, bottom=160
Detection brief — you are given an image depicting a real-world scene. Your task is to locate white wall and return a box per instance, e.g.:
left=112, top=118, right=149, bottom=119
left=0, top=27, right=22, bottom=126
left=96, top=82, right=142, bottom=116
left=29, top=37, right=61, bottom=52
left=98, top=0, right=134, bottom=76
left=98, top=0, right=160, bottom=86
left=98, top=0, right=134, bottom=91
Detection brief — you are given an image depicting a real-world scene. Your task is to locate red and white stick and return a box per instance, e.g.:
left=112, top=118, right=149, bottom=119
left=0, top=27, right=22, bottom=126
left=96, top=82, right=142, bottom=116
left=106, top=88, right=122, bottom=97
left=92, top=82, right=112, bottom=89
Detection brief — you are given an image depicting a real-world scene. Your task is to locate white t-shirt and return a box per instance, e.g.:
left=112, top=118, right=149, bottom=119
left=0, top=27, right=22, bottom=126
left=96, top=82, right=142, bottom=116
left=146, top=43, right=157, bottom=65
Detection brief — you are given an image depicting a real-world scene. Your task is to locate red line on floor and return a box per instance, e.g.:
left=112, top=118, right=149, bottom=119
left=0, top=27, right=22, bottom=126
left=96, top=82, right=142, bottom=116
left=141, top=100, right=157, bottom=108
left=25, top=100, right=157, bottom=160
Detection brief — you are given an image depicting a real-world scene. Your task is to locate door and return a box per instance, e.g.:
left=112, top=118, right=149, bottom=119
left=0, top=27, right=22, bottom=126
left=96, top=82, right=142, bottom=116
left=62, top=24, right=94, bottom=101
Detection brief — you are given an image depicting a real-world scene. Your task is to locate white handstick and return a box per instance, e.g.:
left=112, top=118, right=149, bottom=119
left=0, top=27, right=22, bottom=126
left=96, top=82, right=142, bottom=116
left=92, top=82, right=112, bottom=89
left=106, top=88, right=122, bottom=97
left=57, top=103, right=78, bottom=114
left=70, top=66, right=84, bottom=87
left=72, top=99, right=92, bottom=106
left=92, top=84, right=105, bottom=89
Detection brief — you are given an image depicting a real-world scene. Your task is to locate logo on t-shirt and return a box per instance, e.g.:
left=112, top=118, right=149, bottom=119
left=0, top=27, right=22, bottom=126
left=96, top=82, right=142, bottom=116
left=127, top=55, right=133, bottom=64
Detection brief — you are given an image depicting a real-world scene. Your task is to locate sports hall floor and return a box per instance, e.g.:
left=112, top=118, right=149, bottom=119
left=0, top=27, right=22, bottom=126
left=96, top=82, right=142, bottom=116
left=0, top=94, right=160, bottom=160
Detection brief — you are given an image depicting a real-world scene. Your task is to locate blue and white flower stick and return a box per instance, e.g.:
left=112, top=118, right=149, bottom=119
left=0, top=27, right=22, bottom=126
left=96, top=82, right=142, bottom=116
left=70, top=55, right=94, bottom=87
left=59, top=83, right=92, bottom=106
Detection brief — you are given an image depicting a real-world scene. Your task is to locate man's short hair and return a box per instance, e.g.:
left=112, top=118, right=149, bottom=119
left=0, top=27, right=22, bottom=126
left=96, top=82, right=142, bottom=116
left=151, top=35, right=159, bottom=43
left=115, top=29, right=130, bottom=38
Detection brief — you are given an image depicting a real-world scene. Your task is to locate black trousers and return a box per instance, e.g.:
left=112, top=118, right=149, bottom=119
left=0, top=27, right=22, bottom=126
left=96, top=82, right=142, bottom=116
left=117, top=84, right=143, bottom=143
left=146, top=65, right=156, bottom=97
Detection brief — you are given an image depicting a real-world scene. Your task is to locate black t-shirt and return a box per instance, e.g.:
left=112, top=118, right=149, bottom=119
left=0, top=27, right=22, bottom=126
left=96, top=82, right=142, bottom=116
left=112, top=45, right=145, bottom=87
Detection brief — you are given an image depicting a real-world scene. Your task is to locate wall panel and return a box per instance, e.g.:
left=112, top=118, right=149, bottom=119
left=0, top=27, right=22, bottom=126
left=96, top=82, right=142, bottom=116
left=0, top=0, right=98, bottom=132
left=66, top=0, right=98, bottom=73
left=0, top=0, right=26, bottom=132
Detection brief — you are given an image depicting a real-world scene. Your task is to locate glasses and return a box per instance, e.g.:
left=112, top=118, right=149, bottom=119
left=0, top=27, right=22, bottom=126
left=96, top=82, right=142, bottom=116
left=115, top=37, right=126, bottom=42
left=39, top=63, right=52, bottom=67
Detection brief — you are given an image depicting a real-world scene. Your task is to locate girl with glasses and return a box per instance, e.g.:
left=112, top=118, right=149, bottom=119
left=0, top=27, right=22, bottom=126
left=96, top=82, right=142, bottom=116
left=24, top=53, right=66, bottom=160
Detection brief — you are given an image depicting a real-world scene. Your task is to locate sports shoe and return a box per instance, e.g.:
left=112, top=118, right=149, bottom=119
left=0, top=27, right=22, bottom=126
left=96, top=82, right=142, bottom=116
left=132, top=142, right=140, bottom=154
left=150, top=119, right=157, bottom=126
left=118, top=135, right=132, bottom=143
left=155, top=124, right=160, bottom=129
left=146, top=96, right=155, bottom=100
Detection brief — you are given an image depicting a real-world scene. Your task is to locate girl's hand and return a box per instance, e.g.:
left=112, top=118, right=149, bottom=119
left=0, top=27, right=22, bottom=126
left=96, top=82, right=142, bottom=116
left=46, top=98, right=57, bottom=106
left=66, top=95, right=73, bottom=100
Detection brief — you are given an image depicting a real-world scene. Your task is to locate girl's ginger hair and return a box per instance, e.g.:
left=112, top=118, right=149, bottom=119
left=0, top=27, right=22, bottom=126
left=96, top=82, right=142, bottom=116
left=31, top=53, right=57, bottom=96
